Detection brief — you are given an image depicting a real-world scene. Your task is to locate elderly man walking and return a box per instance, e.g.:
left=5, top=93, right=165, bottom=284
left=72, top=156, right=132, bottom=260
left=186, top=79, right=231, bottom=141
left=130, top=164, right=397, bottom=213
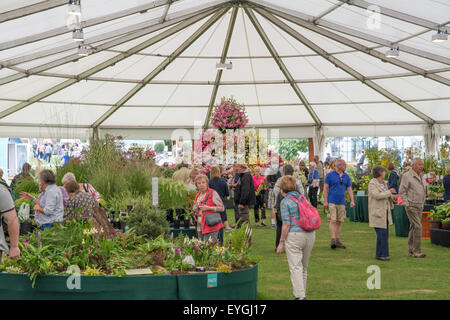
left=399, top=158, right=427, bottom=258
left=324, top=159, right=354, bottom=249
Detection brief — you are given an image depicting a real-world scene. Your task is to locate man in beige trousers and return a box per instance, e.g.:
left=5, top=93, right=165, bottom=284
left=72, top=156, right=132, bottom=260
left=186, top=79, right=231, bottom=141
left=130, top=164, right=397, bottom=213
left=399, top=158, right=427, bottom=258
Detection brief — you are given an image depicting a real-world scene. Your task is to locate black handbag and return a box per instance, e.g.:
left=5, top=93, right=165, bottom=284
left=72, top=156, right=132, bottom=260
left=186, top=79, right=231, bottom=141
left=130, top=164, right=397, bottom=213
left=201, top=190, right=222, bottom=227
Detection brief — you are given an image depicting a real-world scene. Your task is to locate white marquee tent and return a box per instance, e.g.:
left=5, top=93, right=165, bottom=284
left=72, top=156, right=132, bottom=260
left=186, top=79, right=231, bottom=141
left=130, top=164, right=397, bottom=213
left=0, top=0, right=449, bottom=154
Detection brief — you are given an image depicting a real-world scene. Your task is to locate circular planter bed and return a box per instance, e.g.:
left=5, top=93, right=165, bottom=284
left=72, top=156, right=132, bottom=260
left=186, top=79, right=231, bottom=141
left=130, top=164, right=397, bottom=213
left=0, top=265, right=257, bottom=300
left=430, top=228, right=450, bottom=248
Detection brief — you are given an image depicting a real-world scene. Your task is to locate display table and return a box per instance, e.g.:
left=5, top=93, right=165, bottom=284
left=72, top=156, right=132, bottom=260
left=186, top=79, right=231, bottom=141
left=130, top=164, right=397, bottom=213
left=346, top=195, right=368, bottom=222
left=356, top=195, right=369, bottom=222
left=345, top=202, right=357, bottom=221
left=0, top=265, right=258, bottom=300
left=392, top=205, right=410, bottom=237
left=170, top=227, right=196, bottom=239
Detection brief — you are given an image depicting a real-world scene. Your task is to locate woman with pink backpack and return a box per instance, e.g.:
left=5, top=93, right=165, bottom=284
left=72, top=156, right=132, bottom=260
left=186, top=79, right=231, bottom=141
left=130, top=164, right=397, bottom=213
left=276, top=175, right=321, bottom=300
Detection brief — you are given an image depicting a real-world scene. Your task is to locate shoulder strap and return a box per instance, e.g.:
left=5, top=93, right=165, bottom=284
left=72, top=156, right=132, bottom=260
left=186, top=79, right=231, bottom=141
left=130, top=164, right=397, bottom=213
left=83, top=183, right=89, bottom=193
left=201, top=189, right=212, bottom=205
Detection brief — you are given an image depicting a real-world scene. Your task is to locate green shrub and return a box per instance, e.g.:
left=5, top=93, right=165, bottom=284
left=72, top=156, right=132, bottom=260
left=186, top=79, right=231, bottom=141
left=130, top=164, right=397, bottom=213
left=154, top=142, right=165, bottom=153
left=89, top=167, right=128, bottom=202
left=14, top=178, right=39, bottom=194
left=126, top=167, right=152, bottom=196
left=55, top=162, right=89, bottom=185
left=127, top=204, right=169, bottom=239
left=158, top=178, right=190, bottom=210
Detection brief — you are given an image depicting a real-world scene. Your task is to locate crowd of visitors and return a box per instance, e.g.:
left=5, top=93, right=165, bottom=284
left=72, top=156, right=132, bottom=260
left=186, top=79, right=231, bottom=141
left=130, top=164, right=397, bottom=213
left=2, top=150, right=446, bottom=301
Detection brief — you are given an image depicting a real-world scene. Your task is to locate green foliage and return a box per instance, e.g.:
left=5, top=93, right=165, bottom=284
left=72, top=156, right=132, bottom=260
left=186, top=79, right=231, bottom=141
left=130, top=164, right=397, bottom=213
left=162, top=167, right=176, bottom=179
left=164, top=140, right=172, bottom=152
left=126, top=166, right=152, bottom=196
left=430, top=202, right=450, bottom=220
left=225, top=221, right=252, bottom=255
left=127, top=206, right=170, bottom=239
left=158, top=178, right=190, bottom=209
left=365, top=147, right=384, bottom=171
left=278, top=139, right=308, bottom=161
left=88, top=166, right=128, bottom=202
left=154, top=142, right=165, bottom=153
left=14, top=177, right=39, bottom=194
left=55, top=161, right=89, bottom=185
left=14, top=198, right=34, bottom=210
left=427, top=184, right=444, bottom=200
left=84, top=135, right=124, bottom=176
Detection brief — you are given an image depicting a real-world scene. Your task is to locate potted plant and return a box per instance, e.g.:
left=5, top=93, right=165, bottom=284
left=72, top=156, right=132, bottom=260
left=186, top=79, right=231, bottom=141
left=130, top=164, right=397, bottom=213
left=19, top=218, right=33, bottom=235
left=119, top=213, right=129, bottom=233
left=429, top=203, right=450, bottom=229
left=429, top=211, right=443, bottom=229
left=173, top=209, right=180, bottom=229
left=441, top=218, right=450, bottom=230
left=183, top=210, right=193, bottom=229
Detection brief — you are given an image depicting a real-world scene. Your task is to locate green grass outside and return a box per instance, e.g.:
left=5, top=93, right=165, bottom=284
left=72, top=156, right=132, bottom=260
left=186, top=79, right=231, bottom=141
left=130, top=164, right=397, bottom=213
left=225, top=206, right=450, bottom=300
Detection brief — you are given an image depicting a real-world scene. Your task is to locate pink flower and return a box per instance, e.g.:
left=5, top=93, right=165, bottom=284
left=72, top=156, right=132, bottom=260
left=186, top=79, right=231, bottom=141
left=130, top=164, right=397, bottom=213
left=65, top=252, right=69, bottom=258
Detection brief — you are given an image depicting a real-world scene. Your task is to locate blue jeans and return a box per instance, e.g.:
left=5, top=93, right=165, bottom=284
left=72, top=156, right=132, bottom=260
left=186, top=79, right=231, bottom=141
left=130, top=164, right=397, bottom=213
left=218, top=211, right=227, bottom=245
left=375, top=227, right=389, bottom=258
left=39, top=223, right=53, bottom=231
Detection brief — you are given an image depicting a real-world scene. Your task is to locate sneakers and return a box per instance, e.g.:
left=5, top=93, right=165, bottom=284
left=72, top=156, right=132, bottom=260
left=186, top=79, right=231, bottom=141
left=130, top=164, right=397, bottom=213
left=410, top=253, right=426, bottom=258
left=335, top=240, right=346, bottom=249
left=331, top=239, right=337, bottom=249
left=225, top=228, right=233, bottom=233
left=294, top=297, right=307, bottom=300
left=261, top=222, right=267, bottom=227
left=271, top=224, right=276, bottom=229
left=376, top=256, right=390, bottom=261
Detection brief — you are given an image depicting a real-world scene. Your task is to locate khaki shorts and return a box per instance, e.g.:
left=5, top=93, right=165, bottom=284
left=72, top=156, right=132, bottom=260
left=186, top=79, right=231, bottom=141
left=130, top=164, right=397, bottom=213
left=327, top=203, right=346, bottom=222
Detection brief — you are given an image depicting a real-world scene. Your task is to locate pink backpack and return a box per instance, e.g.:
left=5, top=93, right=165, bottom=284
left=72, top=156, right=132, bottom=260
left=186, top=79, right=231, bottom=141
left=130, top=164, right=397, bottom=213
left=288, top=195, right=321, bottom=231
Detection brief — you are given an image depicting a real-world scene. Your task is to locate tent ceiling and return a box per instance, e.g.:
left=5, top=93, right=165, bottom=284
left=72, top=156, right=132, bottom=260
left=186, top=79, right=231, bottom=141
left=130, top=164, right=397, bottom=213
left=0, top=0, right=449, bottom=139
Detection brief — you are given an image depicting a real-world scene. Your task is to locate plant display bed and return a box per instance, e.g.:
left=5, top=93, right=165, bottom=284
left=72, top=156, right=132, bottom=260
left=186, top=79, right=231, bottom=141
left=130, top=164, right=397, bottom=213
left=430, top=228, right=450, bottom=248
left=0, top=265, right=257, bottom=300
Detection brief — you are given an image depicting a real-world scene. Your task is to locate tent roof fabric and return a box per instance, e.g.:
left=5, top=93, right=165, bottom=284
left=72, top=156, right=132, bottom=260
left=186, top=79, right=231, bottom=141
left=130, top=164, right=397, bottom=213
left=0, top=0, right=449, bottom=139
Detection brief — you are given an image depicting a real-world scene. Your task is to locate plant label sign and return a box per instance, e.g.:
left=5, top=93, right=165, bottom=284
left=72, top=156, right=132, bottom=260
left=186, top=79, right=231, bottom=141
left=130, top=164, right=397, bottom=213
left=152, top=177, right=158, bottom=206
left=207, top=273, right=218, bottom=288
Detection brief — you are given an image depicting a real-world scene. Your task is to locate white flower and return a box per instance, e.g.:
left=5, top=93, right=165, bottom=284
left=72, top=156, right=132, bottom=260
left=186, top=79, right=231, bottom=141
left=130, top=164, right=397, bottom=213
left=82, top=239, right=85, bottom=245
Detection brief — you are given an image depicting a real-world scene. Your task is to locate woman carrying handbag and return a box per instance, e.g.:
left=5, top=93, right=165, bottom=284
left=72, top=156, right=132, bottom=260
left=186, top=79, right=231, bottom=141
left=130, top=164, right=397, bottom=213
left=192, top=174, right=224, bottom=243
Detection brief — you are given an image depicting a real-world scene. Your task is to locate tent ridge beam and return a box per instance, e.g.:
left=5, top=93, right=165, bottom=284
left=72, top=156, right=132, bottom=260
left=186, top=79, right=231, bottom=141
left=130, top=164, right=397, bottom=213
left=244, top=7, right=322, bottom=126
left=312, top=2, right=346, bottom=23
left=248, top=1, right=450, bottom=66
left=0, top=0, right=67, bottom=23
left=204, top=6, right=238, bottom=129
left=342, top=0, right=444, bottom=30
left=91, top=7, right=230, bottom=128
left=12, top=66, right=449, bottom=85
left=254, top=7, right=435, bottom=125
left=1, top=96, right=448, bottom=108
left=0, top=2, right=230, bottom=85
left=0, top=0, right=186, bottom=51
left=251, top=2, right=450, bottom=86
left=0, top=7, right=220, bottom=120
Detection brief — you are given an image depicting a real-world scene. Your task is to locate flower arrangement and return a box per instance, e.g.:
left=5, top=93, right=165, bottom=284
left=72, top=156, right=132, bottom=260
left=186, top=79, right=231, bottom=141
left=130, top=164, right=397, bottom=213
left=211, top=97, right=248, bottom=133
left=358, top=175, right=372, bottom=194
left=255, top=182, right=267, bottom=196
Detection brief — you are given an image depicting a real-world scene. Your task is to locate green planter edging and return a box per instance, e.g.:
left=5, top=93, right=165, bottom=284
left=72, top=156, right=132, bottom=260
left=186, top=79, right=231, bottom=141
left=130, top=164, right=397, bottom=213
left=177, top=265, right=258, bottom=300
left=0, top=265, right=257, bottom=300
left=170, top=227, right=196, bottom=239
